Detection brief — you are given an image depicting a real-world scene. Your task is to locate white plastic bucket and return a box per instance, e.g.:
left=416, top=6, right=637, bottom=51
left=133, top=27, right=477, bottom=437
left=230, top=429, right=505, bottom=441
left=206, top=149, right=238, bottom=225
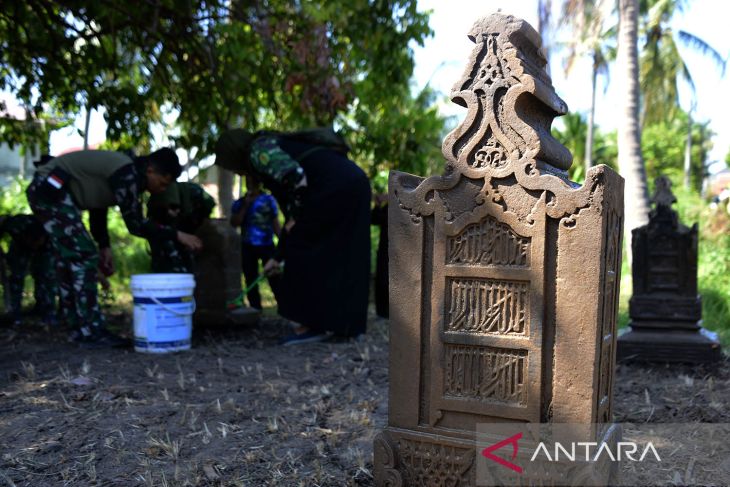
left=131, top=273, right=196, bottom=353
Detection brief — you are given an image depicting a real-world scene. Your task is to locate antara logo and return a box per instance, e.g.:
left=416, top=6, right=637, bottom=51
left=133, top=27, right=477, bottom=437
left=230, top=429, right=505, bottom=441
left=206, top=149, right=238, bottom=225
left=481, top=433, right=661, bottom=473
left=481, top=432, right=523, bottom=473
left=530, top=441, right=661, bottom=463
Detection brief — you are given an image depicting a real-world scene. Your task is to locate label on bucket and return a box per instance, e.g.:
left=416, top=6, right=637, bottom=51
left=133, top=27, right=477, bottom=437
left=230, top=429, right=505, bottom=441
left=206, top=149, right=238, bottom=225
left=133, top=296, right=194, bottom=352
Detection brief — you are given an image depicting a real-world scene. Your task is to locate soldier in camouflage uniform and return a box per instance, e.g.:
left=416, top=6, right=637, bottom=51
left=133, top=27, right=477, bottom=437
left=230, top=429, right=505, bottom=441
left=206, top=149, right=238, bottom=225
left=26, top=148, right=202, bottom=348
left=147, top=181, right=216, bottom=273
left=0, top=214, right=58, bottom=325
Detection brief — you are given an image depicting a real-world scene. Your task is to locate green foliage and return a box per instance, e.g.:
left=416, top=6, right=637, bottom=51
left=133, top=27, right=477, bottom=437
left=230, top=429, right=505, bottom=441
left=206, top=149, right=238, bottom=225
left=346, top=85, right=449, bottom=179
left=0, top=111, right=66, bottom=157
left=0, top=179, right=31, bottom=273
left=97, top=133, right=152, bottom=156
left=617, top=246, right=633, bottom=330
left=639, top=0, right=726, bottom=126
left=641, top=110, right=712, bottom=192
left=106, top=208, right=151, bottom=293
left=552, top=112, right=618, bottom=183
left=0, top=178, right=30, bottom=215
left=559, top=0, right=616, bottom=96
left=671, top=185, right=730, bottom=345
left=0, top=0, right=447, bottom=200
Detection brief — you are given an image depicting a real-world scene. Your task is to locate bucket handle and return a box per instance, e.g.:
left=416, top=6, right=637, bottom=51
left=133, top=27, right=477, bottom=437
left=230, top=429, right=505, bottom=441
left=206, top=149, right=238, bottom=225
left=149, top=296, right=197, bottom=316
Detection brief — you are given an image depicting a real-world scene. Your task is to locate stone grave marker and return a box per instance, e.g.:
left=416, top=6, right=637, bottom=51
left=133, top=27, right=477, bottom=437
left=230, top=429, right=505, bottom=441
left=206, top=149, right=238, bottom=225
left=618, top=176, right=722, bottom=363
left=374, top=12, right=624, bottom=486
left=193, top=218, right=260, bottom=325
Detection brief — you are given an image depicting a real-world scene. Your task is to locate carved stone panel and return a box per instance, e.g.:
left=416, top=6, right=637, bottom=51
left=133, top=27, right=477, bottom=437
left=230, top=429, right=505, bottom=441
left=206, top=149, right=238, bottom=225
left=447, top=216, right=530, bottom=266
left=398, top=438, right=475, bottom=486
left=444, top=344, right=527, bottom=404
left=378, top=12, right=624, bottom=486
left=446, top=277, right=528, bottom=335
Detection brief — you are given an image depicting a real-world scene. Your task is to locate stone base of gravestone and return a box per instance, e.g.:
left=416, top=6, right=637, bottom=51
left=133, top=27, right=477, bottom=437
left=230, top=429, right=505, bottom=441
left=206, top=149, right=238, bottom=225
left=192, top=219, right=261, bottom=327
left=193, top=307, right=260, bottom=327
left=618, top=327, right=722, bottom=363
left=374, top=425, right=620, bottom=486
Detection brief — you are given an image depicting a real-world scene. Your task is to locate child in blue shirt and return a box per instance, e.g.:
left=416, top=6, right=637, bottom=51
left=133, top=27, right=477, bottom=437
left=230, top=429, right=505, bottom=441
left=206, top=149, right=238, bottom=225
left=230, top=176, right=281, bottom=309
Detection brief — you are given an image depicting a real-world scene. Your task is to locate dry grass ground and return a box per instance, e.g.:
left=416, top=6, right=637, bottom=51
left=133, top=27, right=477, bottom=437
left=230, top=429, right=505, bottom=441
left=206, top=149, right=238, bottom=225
left=0, top=313, right=728, bottom=486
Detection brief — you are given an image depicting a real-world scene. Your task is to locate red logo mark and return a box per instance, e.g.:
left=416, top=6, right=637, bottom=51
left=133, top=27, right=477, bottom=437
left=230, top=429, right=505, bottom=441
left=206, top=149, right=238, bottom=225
left=481, top=432, right=523, bottom=473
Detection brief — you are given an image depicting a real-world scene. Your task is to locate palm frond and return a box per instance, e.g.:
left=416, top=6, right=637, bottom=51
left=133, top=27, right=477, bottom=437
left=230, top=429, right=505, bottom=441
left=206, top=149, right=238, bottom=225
left=680, top=62, right=695, bottom=94
left=677, top=30, right=727, bottom=75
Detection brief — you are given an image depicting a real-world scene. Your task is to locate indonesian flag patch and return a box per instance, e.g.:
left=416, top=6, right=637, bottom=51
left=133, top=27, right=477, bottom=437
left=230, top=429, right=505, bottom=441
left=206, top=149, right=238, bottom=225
left=47, top=174, right=64, bottom=189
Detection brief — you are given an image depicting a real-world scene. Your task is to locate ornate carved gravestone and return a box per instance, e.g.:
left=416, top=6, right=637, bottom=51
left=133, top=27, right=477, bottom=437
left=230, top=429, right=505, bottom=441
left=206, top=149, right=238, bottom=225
left=618, top=176, right=722, bottom=363
left=374, top=13, right=624, bottom=486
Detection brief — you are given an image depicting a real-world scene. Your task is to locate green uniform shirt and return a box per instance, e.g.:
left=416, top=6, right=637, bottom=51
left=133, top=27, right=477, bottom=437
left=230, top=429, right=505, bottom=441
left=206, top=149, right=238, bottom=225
left=35, top=150, right=132, bottom=209
left=147, top=182, right=216, bottom=233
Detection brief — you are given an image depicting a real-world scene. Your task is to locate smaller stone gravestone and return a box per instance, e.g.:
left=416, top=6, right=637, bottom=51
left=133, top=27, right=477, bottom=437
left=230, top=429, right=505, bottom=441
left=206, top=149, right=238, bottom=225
left=618, top=176, right=722, bottom=363
left=193, top=218, right=260, bottom=325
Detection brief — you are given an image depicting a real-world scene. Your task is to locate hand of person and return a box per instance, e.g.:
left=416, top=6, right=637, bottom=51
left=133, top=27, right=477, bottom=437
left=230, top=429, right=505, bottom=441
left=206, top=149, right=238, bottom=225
left=98, top=247, right=115, bottom=276
left=177, top=231, right=203, bottom=252
left=284, top=219, right=296, bottom=232
left=263, top=258, right=283, bottom=276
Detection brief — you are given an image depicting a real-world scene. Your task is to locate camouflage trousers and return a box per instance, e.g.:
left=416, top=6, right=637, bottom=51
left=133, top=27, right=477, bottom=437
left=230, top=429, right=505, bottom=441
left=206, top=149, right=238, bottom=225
left=27, top=175, right=104, bottom=332
left=6, top=242, right=57, bottom=319
left=149, top=237, right=193, bottom=273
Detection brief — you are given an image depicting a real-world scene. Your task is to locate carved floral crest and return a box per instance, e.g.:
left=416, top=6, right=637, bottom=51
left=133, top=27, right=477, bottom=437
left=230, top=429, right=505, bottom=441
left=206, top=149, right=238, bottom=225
left=395, top=13, right=606, bottom=234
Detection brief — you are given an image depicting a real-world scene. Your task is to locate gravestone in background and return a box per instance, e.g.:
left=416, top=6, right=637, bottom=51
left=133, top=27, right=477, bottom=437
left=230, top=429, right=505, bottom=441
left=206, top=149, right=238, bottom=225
left=193, top=218, right=260, bottom=325
left=373, top=12, right=624, bottom=486
left=618, top=176, right=722, bottom=363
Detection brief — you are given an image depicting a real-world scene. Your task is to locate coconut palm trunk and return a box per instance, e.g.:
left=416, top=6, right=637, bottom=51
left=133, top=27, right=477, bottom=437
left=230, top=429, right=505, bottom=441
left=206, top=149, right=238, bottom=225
left=538, top=0, right=552, bottom=74
left=585, top=51, right=598, bottom=172
left=617, top=0, right=650, bottom=242
left=684, top=105, right=693, bottom=189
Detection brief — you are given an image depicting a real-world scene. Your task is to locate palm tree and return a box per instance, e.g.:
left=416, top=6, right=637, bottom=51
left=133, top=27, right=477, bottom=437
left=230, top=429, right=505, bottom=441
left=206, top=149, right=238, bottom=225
left=538, top=0, right=553, bottom=74
left=617, top=0, right=651, bottom=238
left=561, top=0, right=615, bottom=173
left=639, top=0, right=726, bottom=189
left=639, top=0, right=726, bottom=127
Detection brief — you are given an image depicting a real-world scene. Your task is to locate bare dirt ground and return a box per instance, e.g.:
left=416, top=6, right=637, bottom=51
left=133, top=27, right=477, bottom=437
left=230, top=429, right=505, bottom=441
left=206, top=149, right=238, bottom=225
left=0, top=312, right=728, bottom=486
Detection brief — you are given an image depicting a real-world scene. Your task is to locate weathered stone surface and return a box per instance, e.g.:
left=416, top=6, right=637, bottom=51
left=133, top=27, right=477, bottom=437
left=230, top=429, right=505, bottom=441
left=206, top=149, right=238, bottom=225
left=192, top=218, right=259, bottom=325
left=618, top=176, right=721, bottom=363
left=375, top=12, right=624, bottom=486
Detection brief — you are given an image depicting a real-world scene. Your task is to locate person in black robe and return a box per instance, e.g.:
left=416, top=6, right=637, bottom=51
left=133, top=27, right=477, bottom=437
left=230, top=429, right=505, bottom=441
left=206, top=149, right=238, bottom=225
left=215, top=129, right=371, bottom=345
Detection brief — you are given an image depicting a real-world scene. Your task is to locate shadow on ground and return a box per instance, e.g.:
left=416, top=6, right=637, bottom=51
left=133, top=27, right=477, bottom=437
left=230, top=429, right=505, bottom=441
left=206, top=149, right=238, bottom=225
left=0, top=313, right=728, bottom=486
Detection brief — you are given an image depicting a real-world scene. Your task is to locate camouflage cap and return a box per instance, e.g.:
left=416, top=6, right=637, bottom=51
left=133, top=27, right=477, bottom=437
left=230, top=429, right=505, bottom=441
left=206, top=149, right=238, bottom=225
left=215, top=129, right=254, bottom=174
